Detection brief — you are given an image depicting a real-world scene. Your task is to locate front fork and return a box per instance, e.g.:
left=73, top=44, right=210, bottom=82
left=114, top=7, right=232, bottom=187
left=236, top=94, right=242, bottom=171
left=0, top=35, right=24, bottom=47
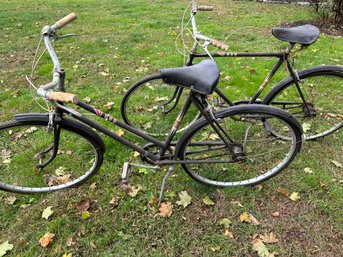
left=36, top=122, right=61, bottom=170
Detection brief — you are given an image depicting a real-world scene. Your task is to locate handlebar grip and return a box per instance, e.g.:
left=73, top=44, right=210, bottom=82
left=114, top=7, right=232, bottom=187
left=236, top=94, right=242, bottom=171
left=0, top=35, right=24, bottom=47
left=210, top=39, right=229, bottom=51
left=55, top=12, right=77, bottom=29
left=197, top=5, right=214, bottom=11
left=46, top=91, right=79, bottom=103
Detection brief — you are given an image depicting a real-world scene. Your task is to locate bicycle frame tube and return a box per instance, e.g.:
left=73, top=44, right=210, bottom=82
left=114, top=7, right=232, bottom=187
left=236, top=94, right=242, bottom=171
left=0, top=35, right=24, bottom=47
left=51, top=92, right=200, bottom=163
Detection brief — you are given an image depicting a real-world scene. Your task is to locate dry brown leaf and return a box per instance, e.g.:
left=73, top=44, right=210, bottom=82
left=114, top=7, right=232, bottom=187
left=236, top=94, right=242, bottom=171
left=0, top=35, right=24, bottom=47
left=77, top=199, right=90, bottom=213
left=224, top=229, right=234, bottom=239
left=5, top=196, right=17, bottom=205
left=39, top=232, right=55, bottom=247
left=158, top=202, right=173, bottom=217
left=276, top=187, right=289, bottom=197
left=249, top=214, right=260, bottom=226
left=231, top=200, right=244, bottom=207
left=260, top=232, right=278, bottom=244
left=89, top=183, right=97, bottom=190
left=66, top=236, right=75, bottom=247
left=271, top=211, right=280, bottom=217
left=109, top=196, right=120, bottom=207
left=127, top=185, right=141, bottom=197
left=115, top=129, right=125, bottom=137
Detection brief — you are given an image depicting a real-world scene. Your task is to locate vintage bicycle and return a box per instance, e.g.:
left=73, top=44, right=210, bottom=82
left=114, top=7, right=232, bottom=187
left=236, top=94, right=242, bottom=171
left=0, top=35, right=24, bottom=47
left=120, top=0, right=342, bottom=140
left=0, top=13, right=303, bottom=204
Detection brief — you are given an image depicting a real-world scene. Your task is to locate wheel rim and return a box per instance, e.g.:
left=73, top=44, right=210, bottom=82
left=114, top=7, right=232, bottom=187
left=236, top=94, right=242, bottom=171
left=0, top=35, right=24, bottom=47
left=0, top=123, right=100, bottom=193
left=180, top=111, right=299, bottom=186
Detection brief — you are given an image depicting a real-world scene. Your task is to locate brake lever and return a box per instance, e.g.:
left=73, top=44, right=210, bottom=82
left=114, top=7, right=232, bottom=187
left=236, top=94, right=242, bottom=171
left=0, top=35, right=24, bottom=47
left=51, top=31, right=77, bottom=41
left=56, top=33, right=77, bottom=40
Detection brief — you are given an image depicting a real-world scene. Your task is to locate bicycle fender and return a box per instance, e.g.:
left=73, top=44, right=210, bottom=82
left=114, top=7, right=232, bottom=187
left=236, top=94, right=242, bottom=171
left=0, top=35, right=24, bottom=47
left=14, top=113, right=106, bottom=153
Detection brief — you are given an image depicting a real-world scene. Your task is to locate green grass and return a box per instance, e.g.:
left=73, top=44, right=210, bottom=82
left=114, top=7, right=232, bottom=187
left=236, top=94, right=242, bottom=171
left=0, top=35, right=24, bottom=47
left=0, top=0, right=342, bottom=256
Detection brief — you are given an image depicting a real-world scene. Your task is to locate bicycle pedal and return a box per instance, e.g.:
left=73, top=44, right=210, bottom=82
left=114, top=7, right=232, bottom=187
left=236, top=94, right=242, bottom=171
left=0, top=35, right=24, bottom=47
left=121, top=162, right=160, bottom=184
left=121, top=162, right=130, bottom=184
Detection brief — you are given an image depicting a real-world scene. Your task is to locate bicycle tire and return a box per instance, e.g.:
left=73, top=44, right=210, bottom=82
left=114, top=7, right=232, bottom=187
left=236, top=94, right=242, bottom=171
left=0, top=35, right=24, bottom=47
left=263, top=65, right=343, bottom=140
left=120, top=74, right=201, bottom=137
left=175, top=105, right=303, bottom=186
left=0, top=115, right=104, bottom=193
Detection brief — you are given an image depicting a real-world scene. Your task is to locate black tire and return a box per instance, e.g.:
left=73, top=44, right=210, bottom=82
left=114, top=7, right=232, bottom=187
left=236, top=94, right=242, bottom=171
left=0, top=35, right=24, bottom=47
left=0, top=116, right=104, bottom=193
left=176, top=105, right=303, bottom=186
left=120, top=74, right=201, bottom=137
left=263, top=66, right=343, bottom=140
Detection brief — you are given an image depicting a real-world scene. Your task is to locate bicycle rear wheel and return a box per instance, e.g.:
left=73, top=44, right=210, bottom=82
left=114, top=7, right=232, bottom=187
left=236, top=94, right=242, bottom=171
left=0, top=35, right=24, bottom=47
left=264, top=67, right=343, bottom=140
left=120, top=74, right=201, bottom=137
left=0, top=117, right=104, bottom=193
left=176, top=105, right=302, bottom=186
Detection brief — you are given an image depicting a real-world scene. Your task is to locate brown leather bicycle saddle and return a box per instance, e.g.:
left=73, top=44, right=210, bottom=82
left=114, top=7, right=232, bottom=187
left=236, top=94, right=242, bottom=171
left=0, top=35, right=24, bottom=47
left=272, top=25, right=320, bottom=45
left=160, top=60, right=220, bottom=95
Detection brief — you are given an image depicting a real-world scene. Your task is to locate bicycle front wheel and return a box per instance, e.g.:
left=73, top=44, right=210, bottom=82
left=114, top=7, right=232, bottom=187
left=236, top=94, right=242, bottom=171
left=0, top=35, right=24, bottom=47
left=264, top=67, right=343, bottom=140
left=0, top=117, right=104, bottom=193
left=120, top=74, right=201, bottom=137
left=176, top=105, right=302, bottom=186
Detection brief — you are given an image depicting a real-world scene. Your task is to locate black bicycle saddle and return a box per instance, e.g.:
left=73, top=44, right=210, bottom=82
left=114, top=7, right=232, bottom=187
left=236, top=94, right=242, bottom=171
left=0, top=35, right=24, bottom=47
left=160, top=59, right=220, bottom=95
left=272, top=25, right=320, bottom=45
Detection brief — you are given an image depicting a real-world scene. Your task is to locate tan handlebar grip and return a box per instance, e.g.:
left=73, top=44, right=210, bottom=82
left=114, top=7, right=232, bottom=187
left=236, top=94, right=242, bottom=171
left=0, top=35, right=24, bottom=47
left=197, top=5, right=214, bottom=11
left=47, top=91, right=79, bottom=103
left=55, top=12, right=77, bottom=29
left=210, top=39, right=229, bottom=51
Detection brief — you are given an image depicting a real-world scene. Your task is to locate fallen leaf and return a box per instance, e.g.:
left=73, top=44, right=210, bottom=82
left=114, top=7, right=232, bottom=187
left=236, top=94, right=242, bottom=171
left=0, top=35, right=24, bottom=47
left=39, top=232, right=55, bottom=248
left=331, top=160, right=343, bottom=168
left=249, top=214, right=260, bottom=226
left=148, top=196, right=159, bottom=208
left=109, top=196, right=119, bottom=207
left=158, top=202, right=173, bottom=217
left=255, top=184, right=263, bottom=191
left=62, top=254, right=72, bottom=257
left=133, top=151, right=140, bottom=157
left=115, top=129, right=125, bottom=137
left=99, top=71, right=110, bottom=77
left=83, top=97, right=91, bottom=103
left=42, top=206, right=53, bottom=220
left=224, top=230, right=234, bottom=238
left=5, top=196, right=16, bottom=205
left=210, top=246, right=221, bottom=252
left=219, top=218, right=232, bottom=228
left=127, top=185, right=141, bottom=197
left=176, top=191, right=192, bottom=208
left=251, top=239, right=271, bottom=257
left=276, top=187, right=289, bottom=197
left=231, top=200, right=244, bottom=207
left=104, top=101, right=115, bottom=110
left=0, top=241, right=13, bottom=257
left=302, top=123, right=311, bottom=133
left=289, top=192, right=301, bottom=201
left=203, top=195, right=215, bottom=206
left=260, top=232, right=278, bottom=244
left=240, top=212, right=251, bottom=223
left=77, top=199, right=90, bottom=213
left=81, top=211, right=90, bottom=219
left=271, top=211, right=280, bottom=217
left=304, top=167, right=313, bottom=174
left=89, top=183, right=97, bottom=190
left=66, top=236, right=75, bottom=247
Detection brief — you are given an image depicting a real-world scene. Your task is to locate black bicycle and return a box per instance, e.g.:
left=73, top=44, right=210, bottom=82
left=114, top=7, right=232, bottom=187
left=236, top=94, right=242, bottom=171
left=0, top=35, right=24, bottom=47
left=120, top=0, right=342, bottom=140
left=0, top=13, right=303, bottom=204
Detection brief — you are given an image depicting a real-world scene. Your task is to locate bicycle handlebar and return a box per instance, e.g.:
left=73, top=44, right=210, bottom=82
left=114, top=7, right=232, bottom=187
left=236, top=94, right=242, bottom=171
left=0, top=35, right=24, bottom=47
left=210, top=38, right=229, bottom=51
left=197, top=5, right=214, bottom=11
left=51, top=12, right=77, bottom=31
left=46, top=91, right=80, bottom=104
left=37, top=13, right=78, bottom=101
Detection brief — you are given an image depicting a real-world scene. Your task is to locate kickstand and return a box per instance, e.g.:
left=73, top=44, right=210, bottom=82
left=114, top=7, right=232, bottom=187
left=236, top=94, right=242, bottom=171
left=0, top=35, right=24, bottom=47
left=158, top=165, right=174, bottom=208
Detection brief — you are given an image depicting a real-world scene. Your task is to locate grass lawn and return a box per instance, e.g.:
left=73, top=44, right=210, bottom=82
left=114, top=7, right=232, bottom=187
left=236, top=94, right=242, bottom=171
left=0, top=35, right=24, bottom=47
left=0, top=0, right=342, bottom=256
